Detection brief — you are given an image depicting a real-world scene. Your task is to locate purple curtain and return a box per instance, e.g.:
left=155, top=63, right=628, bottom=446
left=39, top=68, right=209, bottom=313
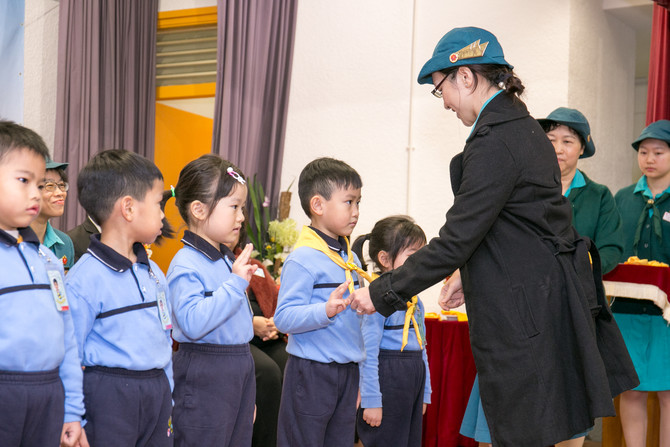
left=53, top=0, right=158, bottom=230
left=212, top=0, right=298, bottom=210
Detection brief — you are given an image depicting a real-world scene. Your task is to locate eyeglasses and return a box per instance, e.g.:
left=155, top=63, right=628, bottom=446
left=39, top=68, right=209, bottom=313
left=43, top=182, right=69, bottom=192
left=431, top=74, right=449, bottom=98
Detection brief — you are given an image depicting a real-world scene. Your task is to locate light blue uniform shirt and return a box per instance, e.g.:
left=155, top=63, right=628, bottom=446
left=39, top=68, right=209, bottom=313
left=0, top=227, right=84, bottom=422
left=359, top=298, right=432, bottom=408
left=167, top=231, right=253, bottom=345
left=66, top=236, right=174, bottom=390
left=274, top=228, right=365, bottom=364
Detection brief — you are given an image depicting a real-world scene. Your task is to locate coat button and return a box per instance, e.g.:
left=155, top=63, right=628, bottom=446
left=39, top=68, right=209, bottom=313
left=644, top=243, right=649, bottom=248
left=646, top=224, right=650, bottom=229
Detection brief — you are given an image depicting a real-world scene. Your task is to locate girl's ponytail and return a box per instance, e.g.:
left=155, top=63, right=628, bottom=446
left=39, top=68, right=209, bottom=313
left=352, top=233, right=371, bottom=272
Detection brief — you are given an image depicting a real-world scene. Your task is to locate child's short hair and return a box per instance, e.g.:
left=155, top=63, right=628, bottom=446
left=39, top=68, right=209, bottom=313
left=169, top=154, right=245, bottom=226
left=352, top=215, right=426, bottom=273
left=298, top=157, right=362, bottom=217
left=0, top=120, right=50, bottom=163
left=77, top=149, right=163, bottom=225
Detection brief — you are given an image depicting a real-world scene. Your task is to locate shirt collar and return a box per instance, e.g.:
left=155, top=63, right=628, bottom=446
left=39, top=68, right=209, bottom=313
left=43, top=222, right=64, bottom=249
left=309, top=226, right=347, bottom=252
left=86, top=234, right=150, bottom=272
left=633, top=176, right=670, bottom=199
left=564, top=169, right=586, bottom=197
left=181, top=230, right=236, bottom=262
left=0, top=226, right=41, bottom=247
left=468, top=89, right=504, bottom=138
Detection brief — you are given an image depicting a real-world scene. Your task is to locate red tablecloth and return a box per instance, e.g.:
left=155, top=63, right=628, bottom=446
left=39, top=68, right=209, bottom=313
left=422, top=319, right=477, bottom=447
left=604, top=263, right=670, bottom=296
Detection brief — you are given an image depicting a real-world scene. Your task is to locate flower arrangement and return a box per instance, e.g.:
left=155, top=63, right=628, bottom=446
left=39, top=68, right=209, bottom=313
left=246, top=175, right=299, bottom=279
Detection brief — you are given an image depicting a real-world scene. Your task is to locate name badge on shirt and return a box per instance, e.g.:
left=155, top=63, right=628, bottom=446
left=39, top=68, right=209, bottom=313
left=46, top=265, right=69, bottom=311
left=156, top=284, right=172, bottom=330
left=663, top=212, right=670, bottom=223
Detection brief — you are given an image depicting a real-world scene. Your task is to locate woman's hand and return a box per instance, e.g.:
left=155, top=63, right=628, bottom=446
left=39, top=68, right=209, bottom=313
left=439, top=269, right=465, bottom=310
left=349, top=286, right=376, bottom=315
left=231, top=243, right=258, bottom=282
left=363, top=407, right=383, bottom=427
left=253, top=316, right=279, bottom=341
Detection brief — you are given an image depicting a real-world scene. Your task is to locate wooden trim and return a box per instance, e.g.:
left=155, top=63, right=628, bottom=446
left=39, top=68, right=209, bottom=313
left=158, top=6, right=217, bottom=30
left=156, top=83, right=216, bottom=100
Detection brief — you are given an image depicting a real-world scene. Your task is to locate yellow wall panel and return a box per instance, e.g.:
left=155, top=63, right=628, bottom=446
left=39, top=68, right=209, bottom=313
left=152, top=102, right=213, bottom=273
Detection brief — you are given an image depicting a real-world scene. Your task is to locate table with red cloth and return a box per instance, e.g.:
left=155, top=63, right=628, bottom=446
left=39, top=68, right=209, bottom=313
left=422, top=319, right=477, bottom=447
left=603, top=263, right=670, bottom=322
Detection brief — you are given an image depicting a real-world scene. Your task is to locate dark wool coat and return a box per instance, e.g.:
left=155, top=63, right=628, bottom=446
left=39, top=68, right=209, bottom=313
left=370, top=93, right=638, bottom=447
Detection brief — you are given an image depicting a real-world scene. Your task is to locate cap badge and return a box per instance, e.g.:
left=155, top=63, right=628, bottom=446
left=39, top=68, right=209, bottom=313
left=449, top=39, right=489, bottom=64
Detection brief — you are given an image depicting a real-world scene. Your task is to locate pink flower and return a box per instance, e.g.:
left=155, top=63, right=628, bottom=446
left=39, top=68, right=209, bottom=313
left=262, top=196, right=271, bottom=207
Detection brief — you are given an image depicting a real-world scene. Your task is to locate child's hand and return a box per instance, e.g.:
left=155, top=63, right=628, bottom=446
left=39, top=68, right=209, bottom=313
left=439, top=269, right=464, bottom=310
left=232, top=243, right=258, bottom=282
left=325, top=281, right=351, bottom=318
left=253, top=316, right=279, bottom=341
left=60, top=421, right=87, bottom=447
left=363, top=407, right=382, bottom=427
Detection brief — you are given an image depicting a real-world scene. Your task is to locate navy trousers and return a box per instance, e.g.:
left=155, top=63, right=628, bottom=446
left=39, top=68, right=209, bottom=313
left=173, top=343, right=256, bottom=447
left=83, top=366, right=173, bottom=447
left=0, top=369, right=64, bottom=447
left=277, top=355, right=359, bottom=447
left=356, top=349, right=426, bottom=447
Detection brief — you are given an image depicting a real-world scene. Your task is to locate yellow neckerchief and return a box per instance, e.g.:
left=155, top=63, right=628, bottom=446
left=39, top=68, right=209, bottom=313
left=293, top=226, right=422, bottom=351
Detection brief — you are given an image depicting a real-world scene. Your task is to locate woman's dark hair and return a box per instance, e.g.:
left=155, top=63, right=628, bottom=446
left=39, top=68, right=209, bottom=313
left=352, top=215, right=427, bottom=273
left=46, top=167, right=68, bottom=185
left=164, top=154, right=245, bottom=227
left=440, top=64, right=525, bottom=97
left=539, top=121, right=586, bottom=149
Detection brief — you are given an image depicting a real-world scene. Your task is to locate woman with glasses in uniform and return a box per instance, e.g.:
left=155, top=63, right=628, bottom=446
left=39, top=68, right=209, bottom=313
left=350, top=26, right=639, bottom=446
left=30, top=159, right=75, bottom=269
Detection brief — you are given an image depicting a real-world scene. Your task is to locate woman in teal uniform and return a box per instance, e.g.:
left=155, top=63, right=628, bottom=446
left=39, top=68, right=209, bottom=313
left=29, top=159, right=75, bottom=269
left=613, top=119, right=670, bottom=447
left=538, top=107, right=624, bottom=274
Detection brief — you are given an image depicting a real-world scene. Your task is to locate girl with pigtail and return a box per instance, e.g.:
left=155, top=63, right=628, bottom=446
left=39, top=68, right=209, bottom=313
left=352, top=215, right=431, bottom=447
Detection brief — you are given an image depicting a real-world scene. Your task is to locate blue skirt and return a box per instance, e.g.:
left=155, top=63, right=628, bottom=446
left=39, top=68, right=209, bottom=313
left=460, top=375, right=589, bottom=443
left=614, top=312, right=670, bottom=391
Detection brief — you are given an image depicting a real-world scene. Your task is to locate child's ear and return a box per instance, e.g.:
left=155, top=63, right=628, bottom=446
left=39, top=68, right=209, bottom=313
left=119, top=196, right=135, bottom=222
left=310, top=195, right=324, bottom=216
left=189, top=200, right=208, bottom=222
left=377, top=250, right=392, bottom=271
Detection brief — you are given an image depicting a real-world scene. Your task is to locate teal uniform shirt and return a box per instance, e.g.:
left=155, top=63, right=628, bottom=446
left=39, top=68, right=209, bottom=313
left=566, top=170, right=624, bottom=274
left=43, top=222, right=75, bottom=269
left=615, top=176, right=670, bottom=264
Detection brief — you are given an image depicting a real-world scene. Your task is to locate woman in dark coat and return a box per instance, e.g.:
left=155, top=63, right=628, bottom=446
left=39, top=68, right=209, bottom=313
left=350, top=26, right=638, bottom=446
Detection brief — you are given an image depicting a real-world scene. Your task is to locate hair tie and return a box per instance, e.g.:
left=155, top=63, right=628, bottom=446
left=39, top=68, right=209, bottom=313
left=227, top=167, right=246, bottom=184
left=170, top=185, right=176, bottom=198
left=496, top=72, right=513, bottom=90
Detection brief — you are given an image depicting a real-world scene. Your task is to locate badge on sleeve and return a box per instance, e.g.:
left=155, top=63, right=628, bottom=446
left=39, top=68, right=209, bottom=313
left=46, top=266, right=69, bottom=311
left=156, top=284, right=172, bottom=330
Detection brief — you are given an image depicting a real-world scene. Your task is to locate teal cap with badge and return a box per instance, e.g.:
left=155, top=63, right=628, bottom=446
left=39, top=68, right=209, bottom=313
left=417, top=26, right=513, bottom=85
left=537, top=107, right=595, bottom=159
left=631, top=120, right=670, bottom=150
left=46, top=158, right=68, bottom=170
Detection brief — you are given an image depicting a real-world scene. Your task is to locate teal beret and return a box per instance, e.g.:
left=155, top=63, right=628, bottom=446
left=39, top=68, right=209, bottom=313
left=417, top=27, right=513, bottom=85
left=632, top=120, right=670, bottom=150
left=46, top=159, right=68, bottom=170
left=537, top=107, right=595, bottom=159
